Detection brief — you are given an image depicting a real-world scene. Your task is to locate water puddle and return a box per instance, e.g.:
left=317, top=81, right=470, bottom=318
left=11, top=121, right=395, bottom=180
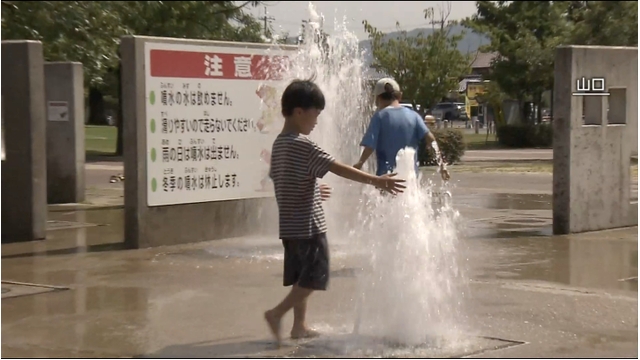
left=2, top=208, right=125, bottom=259
left=467, top=229, right=638, bottom=292
left=454, top=193, right=552, bottom=211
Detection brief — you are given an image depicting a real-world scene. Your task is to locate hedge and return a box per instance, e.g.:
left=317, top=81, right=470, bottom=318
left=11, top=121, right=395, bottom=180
left=496, top=123, right=553, bottom=148
left=419, top=129, right=466, bottom=166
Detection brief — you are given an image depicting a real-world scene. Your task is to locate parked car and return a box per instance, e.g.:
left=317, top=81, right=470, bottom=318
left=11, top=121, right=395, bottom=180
left=454, top=103, right=468, bottom=120
left=429, top=102, right=468, bottom=121
left=400, top=103, right=422, bottom=114
left=400, top=103, right=424, bottom=117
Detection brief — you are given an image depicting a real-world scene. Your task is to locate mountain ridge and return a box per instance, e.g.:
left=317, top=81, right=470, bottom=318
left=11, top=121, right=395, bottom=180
left=284, top=24, right=490, bottom=79
left=358, top=24, right=490, bottom=78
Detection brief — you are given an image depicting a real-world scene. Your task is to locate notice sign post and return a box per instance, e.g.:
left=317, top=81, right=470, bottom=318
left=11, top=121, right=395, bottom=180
left=122, top=36, right=296, bottom=248
left=145, top=42, right=289, bottom=206
left=47, top=101, right=69, bottom=122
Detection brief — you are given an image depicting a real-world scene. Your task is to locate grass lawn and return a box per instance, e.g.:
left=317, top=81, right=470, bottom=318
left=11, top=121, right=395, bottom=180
left=463, top=132, right=503, bottom=150
left=85, top=125, right=117, bottom=157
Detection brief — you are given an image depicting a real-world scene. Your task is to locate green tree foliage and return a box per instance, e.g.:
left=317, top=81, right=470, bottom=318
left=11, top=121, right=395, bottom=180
left=462, top=1, right=570, bottom=123
left=462, top=1, right=637, bottom=125
left=115, top=1, right=264, bottom=43
left=2, top=1, right=268, bottom=154
left=363, top=3, right=472, bottom=110
left=1, top=1, right=125, bottom=90
left=568, top=1, right=638, bottom=46
left=2, top=1, right=265, bottom=91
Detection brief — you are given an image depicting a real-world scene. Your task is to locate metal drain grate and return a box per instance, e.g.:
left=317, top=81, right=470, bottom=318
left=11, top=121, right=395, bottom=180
left=1, top=281, right=70, bottom=299
left=136, top=334, right=525, bottom=358
left=288, top=334, right=525, bottom=358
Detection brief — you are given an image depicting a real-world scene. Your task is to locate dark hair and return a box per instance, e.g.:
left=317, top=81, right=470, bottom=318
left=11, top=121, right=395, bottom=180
left=281, top=79, right=326, bottom=117
left=378, top=82, right=402, bottom=101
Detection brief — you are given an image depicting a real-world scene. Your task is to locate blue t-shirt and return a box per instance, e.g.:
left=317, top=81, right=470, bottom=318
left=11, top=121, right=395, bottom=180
left=360, top=106, right=429, bottom=176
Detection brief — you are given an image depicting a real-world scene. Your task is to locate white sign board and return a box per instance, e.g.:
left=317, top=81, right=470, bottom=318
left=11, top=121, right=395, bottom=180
left=47, top=101, right=69, bottom=121
left=144, top=42, right=292, bottom=206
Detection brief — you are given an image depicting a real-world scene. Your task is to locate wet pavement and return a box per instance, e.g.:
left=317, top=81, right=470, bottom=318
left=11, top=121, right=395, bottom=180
left=2, top=175, right=638, bottom=358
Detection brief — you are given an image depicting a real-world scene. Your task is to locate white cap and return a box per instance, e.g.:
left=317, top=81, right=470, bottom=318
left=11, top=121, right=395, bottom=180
left=373, top=78, right=401, bottom=97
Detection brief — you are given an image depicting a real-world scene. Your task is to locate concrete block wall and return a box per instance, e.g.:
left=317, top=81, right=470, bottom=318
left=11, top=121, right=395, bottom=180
left=553, top=46, right=638, bottom=234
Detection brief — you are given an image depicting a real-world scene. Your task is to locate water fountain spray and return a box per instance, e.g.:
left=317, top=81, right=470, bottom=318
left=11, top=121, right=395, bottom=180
left=262, top=2, right=468, bottom=353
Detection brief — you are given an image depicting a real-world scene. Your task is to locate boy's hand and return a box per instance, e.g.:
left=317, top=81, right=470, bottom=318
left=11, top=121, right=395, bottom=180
left=373, top=173, right=406, bottom=194
left=319, top=183, right=332, bottom=201
left=440, top=166, right=451, bottom=181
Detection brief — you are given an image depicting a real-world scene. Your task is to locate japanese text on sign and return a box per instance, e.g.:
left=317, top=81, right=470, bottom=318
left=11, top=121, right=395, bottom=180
left=145, top=42, right=292, bottom=206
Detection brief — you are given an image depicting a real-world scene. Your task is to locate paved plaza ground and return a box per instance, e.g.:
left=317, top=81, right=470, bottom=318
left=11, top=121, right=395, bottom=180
left=1, top=150, right=637, bottom=358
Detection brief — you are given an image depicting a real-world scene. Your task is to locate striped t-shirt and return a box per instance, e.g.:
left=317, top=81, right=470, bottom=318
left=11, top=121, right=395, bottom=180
left=269, top=133, right=335, bottom=239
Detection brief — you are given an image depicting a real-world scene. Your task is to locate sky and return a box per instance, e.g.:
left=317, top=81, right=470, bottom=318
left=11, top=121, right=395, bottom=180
left=246, top=1, right=478, bottom=41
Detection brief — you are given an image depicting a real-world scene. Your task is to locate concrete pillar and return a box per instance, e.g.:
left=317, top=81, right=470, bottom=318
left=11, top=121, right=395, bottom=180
left=44, top=62, right=85, bottom=204
left=1, top=41, right=47, bottom=242
left=553, top=45, right=638, bottom=234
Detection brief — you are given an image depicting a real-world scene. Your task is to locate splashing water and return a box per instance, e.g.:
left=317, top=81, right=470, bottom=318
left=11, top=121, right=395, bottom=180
left=261, top=3, right=371, bottom=237
left=262, top=2, right=468, bottom=351
left=353, top=148, right=466, bottom=347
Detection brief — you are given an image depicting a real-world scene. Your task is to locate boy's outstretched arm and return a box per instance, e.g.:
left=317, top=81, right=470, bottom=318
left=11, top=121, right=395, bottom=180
left=329, top=161, right=406, bottom=194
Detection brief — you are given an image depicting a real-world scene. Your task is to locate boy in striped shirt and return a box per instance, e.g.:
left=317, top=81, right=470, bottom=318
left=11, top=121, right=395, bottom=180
left=264, top=79, right=406, bottom=346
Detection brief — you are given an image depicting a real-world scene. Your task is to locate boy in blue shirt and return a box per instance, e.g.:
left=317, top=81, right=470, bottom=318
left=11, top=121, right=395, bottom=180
left=354, top=78, right=450, bottom=181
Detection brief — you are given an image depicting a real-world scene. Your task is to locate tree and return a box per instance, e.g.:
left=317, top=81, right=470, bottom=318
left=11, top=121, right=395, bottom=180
left=463, top=1, right=637, bottom=124
left=109, top=1, right=265, bottom=154
left=462, top=1, right=570, bottom=123
left=364, top=2, right=472, bottom=111
left=1, top=1, right=265, bottom=86
left=274, top=31, right=291, bottom=45
left=2, top=1, right=267, bottom=155
left=568, top=1, right=638, bottom=46
left=2, top=1, right=125, bottom=90
left=114, top=1, right=264, bottom=43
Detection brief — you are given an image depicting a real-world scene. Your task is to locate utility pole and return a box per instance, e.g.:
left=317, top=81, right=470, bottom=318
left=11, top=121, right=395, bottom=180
left=428, top=19, right=444, bottom=30
left=258, top=6, right=275, bottom=38
left=298, top=20, right=309, bottom=45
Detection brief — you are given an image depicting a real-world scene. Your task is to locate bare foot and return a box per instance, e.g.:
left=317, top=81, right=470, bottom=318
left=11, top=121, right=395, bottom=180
left=264, top=310, right=282, bottom=347
left=290, top=327, right=321, bottom=340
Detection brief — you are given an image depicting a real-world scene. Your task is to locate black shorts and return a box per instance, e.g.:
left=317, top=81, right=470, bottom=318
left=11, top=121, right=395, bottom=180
left=281, top=233, right=330, bottom=291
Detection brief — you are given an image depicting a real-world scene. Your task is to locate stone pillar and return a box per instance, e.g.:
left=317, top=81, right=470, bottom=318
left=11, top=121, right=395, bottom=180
left=44, top=62, right=85, bottom=204
left=553, top=45, right=638, bottom=234
left=1, top=41, right=47, bottom=242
